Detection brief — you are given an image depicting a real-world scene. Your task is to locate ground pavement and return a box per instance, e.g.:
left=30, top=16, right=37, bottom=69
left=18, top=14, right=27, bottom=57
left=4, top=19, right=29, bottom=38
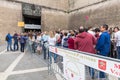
left=0, top=47, right=57, bottom=80
left=0, top=44, right=6, bottom=52
left=0, top=44, right=118, bottom=80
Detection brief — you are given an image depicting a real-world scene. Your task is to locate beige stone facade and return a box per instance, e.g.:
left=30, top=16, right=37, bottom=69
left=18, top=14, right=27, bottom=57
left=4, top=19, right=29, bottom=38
left=68, top=0, right=120, bottom=29
left=69, top=0, right=103, bottom=11
left=0, top=0, right=69, bottom=41
left=16, top=0, right=69, bottom=11
left=0, top=0, right=22, bottom=41
left=41, top=8, right=68, bottom=31
left=1, top=0, right=120, bottom=41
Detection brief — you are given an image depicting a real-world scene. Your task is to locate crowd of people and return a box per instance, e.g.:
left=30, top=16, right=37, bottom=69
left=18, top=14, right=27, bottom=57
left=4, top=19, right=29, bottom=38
left=5, top=24, right=120, bottom=80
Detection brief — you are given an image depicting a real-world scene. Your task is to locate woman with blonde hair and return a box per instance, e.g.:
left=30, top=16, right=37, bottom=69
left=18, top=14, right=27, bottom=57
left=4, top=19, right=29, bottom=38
left=41, top=31, right=49, bottom=59
left=48, top=31, right=56, bottom=63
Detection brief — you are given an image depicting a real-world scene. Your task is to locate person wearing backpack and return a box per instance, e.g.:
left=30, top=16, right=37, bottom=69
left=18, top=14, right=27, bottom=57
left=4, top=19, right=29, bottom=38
left=62, top=32, right=68, bottom=48
left=19, top=33, right=27, bottom=52
left=41, top=31, right=49, bottom=59
left=55, top=31, right=61, bottom=46
left=13, top=32, right=19, bottom=51
left=68, top=30, right=75, bottom=49
left=6, top=33, right=13, bottom=51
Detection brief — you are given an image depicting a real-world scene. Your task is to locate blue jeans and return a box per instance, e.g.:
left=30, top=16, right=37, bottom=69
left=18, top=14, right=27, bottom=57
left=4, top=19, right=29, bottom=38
left=89, top=67, right=95, bottom=79
left=43, top=44, right=49, bottom=59
left=56, top=43, right=61, bottom=46
left=54, top=43, right=61, bottom=62
left=63, top=46, right=68, bottom=48
left=7, top=42, right=12, bottom=51
left=54, top=53, right=58, bottom=63
left=49, top=52, right=54, bottom=63
left=14, top=42, right=19, bottom=51
left=98, top=71, right=106, bottom=78
left=49, top=52, right=58, bottom=63
left=97, top=52, right=106, bottom=78
left=117, top=46, right=120, bottom=59
left=20, top=43, right=25, bottom=52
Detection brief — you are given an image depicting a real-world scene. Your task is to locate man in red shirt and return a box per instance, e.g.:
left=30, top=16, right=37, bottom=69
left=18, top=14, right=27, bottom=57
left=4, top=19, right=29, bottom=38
left=74, top=26, right=97, bottom=79
left=68, top=30, right=75, bottom=49
left=74, top=27, right=96, bottom=54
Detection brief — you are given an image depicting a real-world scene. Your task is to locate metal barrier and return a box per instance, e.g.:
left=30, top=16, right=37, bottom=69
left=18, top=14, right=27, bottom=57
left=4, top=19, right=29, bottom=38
left=28, top=40, right=42, bottom=54
left=48, top=46, right=120, bottom=80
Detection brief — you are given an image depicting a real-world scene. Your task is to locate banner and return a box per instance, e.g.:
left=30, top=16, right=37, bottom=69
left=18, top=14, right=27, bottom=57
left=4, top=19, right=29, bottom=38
left=49, top=46, right=85, bottom=80
left=64, top=55, right=85, bottom=80
left=49, top=46, right=120, bottom=78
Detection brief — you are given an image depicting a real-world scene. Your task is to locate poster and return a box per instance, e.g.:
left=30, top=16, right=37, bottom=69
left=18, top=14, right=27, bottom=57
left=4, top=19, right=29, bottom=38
left=64, top=56, right=85, bottom=80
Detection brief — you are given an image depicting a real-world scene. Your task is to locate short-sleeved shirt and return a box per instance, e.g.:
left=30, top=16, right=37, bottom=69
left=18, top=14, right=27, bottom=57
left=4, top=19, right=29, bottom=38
left=115, top=31, right=120, bottom=46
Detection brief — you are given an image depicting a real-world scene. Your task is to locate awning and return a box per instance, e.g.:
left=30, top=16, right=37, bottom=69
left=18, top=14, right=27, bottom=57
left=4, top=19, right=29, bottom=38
left=24, top=24, right=41, bottom=29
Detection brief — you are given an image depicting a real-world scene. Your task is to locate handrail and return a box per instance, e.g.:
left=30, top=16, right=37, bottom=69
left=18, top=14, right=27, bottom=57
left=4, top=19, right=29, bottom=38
left=56, top=46, right=120, bottom=62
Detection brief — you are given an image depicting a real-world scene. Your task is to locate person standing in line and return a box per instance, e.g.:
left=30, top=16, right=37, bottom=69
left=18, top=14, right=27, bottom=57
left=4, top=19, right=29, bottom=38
left=68, top=30, right=75, bottom=49
left=41, top=31, right=49, bottom=59
left=114, top=27, right=120, bottom=59
left=19, top=33, right=27, bottom=52
left=62, top=32, right=69, bottom=48
left=24, top=32, right=29, bottom=50
left=54, top=30, right=61, bottom=62
left=74, top=26, right=96, bottom=53
left=94, top=28, right=101, bottom=41
left=36, top=33, right=42, bottom=54
left=36, top=33, right=41, bottom=43
left=55, top=31, right=61, bottom=46
left=48, top=31, right=56, bottom=63
left=96, top=24, right=111, bottom=80
left=74, top=26, right=96, bottom=79
left=96, top=24, right=111, bottom=56
left=108, top=28, right=116, bottom=58
left=6, top=33, right=13, bottom=51
left=88, top=26, right=95, bottom=36
left=13, top=32, right=19, bottom=51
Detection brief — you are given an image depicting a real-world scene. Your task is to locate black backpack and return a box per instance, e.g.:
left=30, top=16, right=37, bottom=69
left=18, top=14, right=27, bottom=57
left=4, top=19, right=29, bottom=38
left=63, top=37, right=68, bottom=47
left=5, top=36, right=9, bottom=41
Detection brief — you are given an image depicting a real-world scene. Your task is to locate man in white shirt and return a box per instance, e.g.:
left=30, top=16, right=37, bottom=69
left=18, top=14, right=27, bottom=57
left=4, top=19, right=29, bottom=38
left=114, top=27, right=120, bottom=59
left=87, top=26, right=95, bottom=36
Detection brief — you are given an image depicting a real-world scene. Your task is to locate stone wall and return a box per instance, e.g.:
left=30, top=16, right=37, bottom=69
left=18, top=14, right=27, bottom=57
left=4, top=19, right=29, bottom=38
left=0, top=0, right=22, bottom=41
left=15, top=0, right=69, bottom=11
left=2, top=0, right=120, bottom=41
left=41, top=8, right=69, bottom=31
left=15, top=0, right=69, bottom=31
left=69, top=0, right=103, bottom=11
left=68, top=0, right=120, bottom=29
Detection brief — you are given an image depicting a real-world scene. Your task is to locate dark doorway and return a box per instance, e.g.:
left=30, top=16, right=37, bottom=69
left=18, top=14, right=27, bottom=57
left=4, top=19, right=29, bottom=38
left=23, top=15, right=41, bottom=25
left=23, top=15, right=41, bottom=32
